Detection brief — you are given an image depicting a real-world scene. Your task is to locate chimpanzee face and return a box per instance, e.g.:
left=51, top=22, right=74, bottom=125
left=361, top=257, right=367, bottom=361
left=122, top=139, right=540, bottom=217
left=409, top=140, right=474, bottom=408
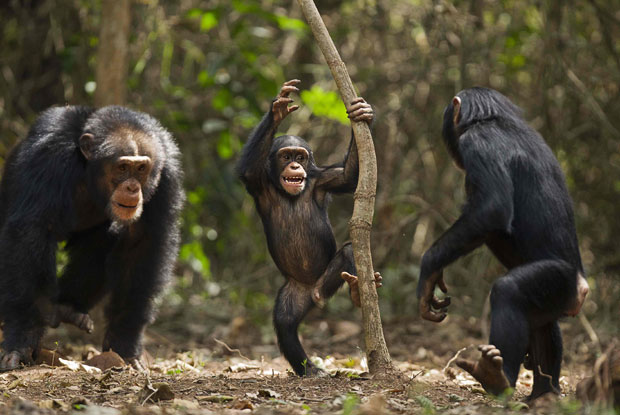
left=103, top=154, right=153, bottom=222
left=276, top=146, right=309, bottom=196
left=79, top=126, right=161, bottom=224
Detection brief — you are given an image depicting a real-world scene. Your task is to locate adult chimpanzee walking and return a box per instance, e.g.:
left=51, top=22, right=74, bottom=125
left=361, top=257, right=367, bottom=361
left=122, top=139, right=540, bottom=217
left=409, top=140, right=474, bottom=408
left=237, top=80, right=381, bottom=376
left=0, top=106, right=184, bottom=370
left=417, top=87, right=589, bottom=400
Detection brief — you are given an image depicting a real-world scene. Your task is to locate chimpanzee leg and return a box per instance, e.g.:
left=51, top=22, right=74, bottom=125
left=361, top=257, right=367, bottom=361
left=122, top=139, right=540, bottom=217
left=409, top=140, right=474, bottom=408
left=102, top=241, right=163, bottom=365
left=528, top=322, right=562, bottom=400
left=274, top=280, right=324, bottom=376
left=312, top=243, right=354, bottom=307
left=0, top=223, right=55, bottom=370
left=487, top=276, right=530, bottom=388
left=58, top=224, right=114, bottom=313
left=458, top=260, right=576, bottom=395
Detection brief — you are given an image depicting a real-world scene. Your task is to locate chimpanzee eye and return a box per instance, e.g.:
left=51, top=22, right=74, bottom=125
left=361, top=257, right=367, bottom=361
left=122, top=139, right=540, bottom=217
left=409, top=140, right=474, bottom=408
left=138, top=164, right=146, bottom=172
left=118, top=163, right=128, bottom=172
left=296, top=155, right=304, bottom=162
left=284, top=154, right=291, bottom=161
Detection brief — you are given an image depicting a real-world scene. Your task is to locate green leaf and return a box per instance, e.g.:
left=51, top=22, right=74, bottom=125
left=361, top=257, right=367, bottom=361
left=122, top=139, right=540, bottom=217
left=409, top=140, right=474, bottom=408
left=275, top=15, right=307, bottom=34
left=186, top=8, right=203, bottom=19
left=197, top=70, right=213, bottom=87
left=200, top=12, right=218, bottom=32
left=179, top=240, right=211, bottom=278
left=300, top=85, right=349, bottom=125
left=342, top=393, right=359, bottom=415
left=212, top=88, right=232, bottom=111
left=217, top=130, right=237, bottom=160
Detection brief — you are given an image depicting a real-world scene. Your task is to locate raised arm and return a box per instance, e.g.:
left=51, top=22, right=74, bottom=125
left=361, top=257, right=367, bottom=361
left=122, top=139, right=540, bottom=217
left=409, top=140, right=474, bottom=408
left=237, top=80, right=300, bottom=192
left=316, top=98, right=373, bottom=193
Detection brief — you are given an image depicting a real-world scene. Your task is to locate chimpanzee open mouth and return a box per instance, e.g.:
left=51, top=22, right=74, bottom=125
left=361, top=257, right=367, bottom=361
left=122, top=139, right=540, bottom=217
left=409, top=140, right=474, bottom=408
left=282, top=176, right=305, bottom=185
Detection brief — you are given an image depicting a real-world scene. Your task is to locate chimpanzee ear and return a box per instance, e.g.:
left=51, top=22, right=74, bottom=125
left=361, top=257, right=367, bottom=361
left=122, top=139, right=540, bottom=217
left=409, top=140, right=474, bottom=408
left=79, top=133, right=96, bottom=160
left=452, top=96, right=462, bottom=126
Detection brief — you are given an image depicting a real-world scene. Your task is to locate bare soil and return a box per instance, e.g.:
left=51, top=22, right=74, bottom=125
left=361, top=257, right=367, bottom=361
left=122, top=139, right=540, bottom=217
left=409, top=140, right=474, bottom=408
left=0, top=314, right=600, bottom=414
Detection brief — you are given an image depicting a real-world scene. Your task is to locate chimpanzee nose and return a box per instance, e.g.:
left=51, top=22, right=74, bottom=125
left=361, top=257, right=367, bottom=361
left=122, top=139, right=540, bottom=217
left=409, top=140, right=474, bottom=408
left=290, top=162, right=300, bottom=170
left=125, top=180, right=139, bottom=193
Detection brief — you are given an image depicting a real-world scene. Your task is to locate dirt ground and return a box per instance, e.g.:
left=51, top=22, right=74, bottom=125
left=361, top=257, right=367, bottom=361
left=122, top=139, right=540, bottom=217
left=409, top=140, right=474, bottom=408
left=0, top=313, right=608, bottom=415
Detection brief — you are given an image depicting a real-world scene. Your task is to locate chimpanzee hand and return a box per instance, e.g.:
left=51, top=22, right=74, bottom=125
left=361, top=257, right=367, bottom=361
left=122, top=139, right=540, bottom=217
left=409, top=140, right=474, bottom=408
left=273, top=79, right=301, bottom=125
left=418, top=269, right=451, bottom=322
left=51, top=304, right=94, bottom=333
left=346, top=98, right=374, bottom=124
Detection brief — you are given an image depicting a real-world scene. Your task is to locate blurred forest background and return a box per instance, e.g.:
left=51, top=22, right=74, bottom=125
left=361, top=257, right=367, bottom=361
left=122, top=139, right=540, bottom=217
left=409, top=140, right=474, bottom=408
left=0, top=0, right=618, bottom=358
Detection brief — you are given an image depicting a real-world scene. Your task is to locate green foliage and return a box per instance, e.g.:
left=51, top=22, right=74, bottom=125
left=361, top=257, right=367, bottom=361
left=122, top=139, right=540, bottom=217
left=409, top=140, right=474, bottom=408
left=415, top=395, right=436, bottom=415
left=274, top=15, right=307, bottom=35
left=179, top=240, right=211, bottom=279
left=300, top=85, right=349, bottom=124
left=341, top=393, right=359, bottom=415
left=56, top=242, right=69, bottom=275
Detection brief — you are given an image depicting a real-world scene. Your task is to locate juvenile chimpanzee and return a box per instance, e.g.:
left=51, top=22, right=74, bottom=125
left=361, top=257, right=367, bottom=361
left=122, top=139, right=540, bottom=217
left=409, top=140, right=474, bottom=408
left=416, top=87, right=589, bottom=399
left=237, top=80, right=381, bottom=376
left=0, top=105, right=184, bottom=370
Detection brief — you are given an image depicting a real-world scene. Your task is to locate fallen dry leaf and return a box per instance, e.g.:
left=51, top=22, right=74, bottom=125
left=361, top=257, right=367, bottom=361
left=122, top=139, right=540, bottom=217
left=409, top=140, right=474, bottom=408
left=137, top=381, right=175, bottom=403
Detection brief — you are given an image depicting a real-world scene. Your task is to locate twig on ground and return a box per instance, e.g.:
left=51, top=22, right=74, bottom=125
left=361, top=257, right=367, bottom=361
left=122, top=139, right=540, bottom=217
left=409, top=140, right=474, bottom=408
left=537, top=365, right=561, bottom=395
left=213, top=337, right=250, bottom=361
left=444, top=347, right=468, bottom=373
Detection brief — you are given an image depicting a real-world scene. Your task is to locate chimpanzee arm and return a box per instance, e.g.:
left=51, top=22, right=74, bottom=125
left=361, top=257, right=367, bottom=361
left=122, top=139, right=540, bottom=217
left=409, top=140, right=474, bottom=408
left=316, top=97, right=373, bottom=193
left=316, top=132, right=359, bottom=193
left=237, top=80, right=300, bottom=194
left=417, top=132, right=514, bottom=321
left=236, top=108, right=278, bottom=192
left=102, top=163, right=184, bottom=366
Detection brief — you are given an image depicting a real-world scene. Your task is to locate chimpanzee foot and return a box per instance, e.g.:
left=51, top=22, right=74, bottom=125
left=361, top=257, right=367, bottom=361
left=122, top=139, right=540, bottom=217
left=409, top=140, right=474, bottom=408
left=127, top=356, right=147, bottom=373
left=341, top=271, right=382, bottom=308
left=304, top=364, right=330, bottom=378
left=456, top=345, right=511, bottom=395
left=0, top=349, right=34, bottom=371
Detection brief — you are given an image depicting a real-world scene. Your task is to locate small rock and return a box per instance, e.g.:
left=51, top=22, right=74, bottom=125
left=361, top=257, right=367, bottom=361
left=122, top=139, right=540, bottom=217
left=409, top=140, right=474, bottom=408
left=85, top=352, right=125, bottom=371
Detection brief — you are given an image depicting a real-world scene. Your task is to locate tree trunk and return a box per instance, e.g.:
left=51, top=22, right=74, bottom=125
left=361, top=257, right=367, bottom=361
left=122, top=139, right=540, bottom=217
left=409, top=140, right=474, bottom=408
left=297, top=0, right=396, bottom=376
left=95, top=0, right=130, bottom=107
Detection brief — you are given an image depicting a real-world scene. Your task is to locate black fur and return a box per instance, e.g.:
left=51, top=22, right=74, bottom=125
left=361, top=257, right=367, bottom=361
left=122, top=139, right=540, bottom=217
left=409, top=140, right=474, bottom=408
left=418, top=87, right=584, bottom=399
left=237, top=104, right=358, bottom=376
left=0, top=105, right=184, bottom=367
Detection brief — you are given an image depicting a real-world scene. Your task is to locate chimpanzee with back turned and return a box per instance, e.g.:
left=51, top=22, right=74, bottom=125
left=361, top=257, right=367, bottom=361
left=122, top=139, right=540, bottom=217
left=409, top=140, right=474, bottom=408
left=416, top=87, right=589, bottom=400
left=0, top=105, right=184, bottom=370
left=237, top=80, right=382, bottom=376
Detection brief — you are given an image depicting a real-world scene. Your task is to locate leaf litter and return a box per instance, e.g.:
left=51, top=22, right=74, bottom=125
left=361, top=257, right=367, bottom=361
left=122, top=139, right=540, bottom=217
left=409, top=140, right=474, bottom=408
left=0, top=315, right=599, bottom=414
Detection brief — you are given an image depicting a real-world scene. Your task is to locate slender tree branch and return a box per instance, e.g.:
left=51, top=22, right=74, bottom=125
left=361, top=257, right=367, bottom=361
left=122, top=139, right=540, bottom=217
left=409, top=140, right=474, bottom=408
left=297, top=0, right=395, bottom=376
